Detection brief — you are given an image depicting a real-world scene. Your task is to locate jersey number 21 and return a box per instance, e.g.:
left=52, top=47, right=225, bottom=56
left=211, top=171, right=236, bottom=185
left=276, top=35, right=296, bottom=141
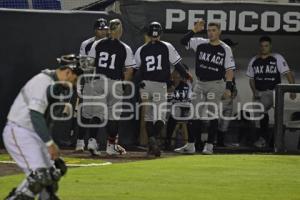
left=146, top=55, right=162, bottom=71
left=98, top=52, right=116, bottom=69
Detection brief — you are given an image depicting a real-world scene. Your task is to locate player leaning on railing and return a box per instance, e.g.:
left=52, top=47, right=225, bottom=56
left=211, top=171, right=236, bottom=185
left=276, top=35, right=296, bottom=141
left=246, top=36, right=296, bottom=148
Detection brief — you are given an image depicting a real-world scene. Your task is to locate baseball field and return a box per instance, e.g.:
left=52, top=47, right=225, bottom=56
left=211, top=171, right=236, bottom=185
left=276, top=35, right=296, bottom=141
left=1, top=153, right=300, bottom=200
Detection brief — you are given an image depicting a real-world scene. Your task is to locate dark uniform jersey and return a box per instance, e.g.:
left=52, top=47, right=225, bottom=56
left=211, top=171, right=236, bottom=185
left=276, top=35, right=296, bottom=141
left=187, top=37, right=235, bottom=81
left=135, top=41, right=182, bottom=83
left=246, top=53, right=290, bottom=91
left=168, top=81, right=192, bottom=118
left=89, top=38, right=136, bottom=80
left=168, top=81, right=192, bottom=103
left=80, top=37, right=96, bottom=56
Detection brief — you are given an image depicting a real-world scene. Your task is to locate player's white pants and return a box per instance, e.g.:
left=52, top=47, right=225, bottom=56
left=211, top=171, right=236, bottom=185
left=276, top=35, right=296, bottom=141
left=191, top=80, right=230, bottom=119
left=3, top=121, right=52, bottom=175
left=140, top=80, right=168, bottom=123
left=81, top=77, right=123, bottom=121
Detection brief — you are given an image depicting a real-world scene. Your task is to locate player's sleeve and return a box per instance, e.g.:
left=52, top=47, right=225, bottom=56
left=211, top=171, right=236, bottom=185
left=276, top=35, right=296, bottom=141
left=167, top=43, right=182, bottom=65
left=224, top=45, right=236, bottom=71
left=88, top=41, right=98, bottom=59
left=124, top=45, right=137, bottom=68
left=246, top=57, right=255, bottom=79
left=30, top=110, right=52, bottom=144
left=27, top=76, right=51, bottom=114
left=79, top=41, right=86, bottom=56
left=188, top=37, right=208, bottom=51
left=275, top=54, right=290, bottom=74
left=134, top=47, right=142, bottom=69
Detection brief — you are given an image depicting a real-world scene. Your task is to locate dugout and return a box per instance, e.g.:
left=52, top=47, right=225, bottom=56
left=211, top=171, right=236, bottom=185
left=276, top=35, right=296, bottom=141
left=0, top=0, right=299, bottom=150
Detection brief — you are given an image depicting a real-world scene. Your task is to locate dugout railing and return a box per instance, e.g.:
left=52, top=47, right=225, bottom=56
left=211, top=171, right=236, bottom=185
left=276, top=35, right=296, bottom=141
left=274, top=84, right=300, bottom=153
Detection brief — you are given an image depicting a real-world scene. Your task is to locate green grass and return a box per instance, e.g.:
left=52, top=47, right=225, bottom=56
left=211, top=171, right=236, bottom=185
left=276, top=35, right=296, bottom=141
left=1, top=155, right=300, bottom=200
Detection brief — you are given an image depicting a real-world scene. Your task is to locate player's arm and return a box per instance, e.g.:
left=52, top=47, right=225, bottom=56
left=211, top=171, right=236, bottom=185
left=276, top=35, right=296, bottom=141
left=276, top=54, right=297, bottom=99
left=132, top=47, right=145, bottom=90
left=79, top=41, right=86, bottom=57
left=180, top=19, right=205, bottom=48
left=30, top=110, right=52, bottom=144
left=285, top=71, right=297, bottom=99
left=246, top=58, right=258, bottom=98
left=88, top=41, right=98, bottom=67
left=167, top=42, right=192, bottom=82
left=249, top=79, right=257, bottom=97
left=124, top=45, right=137, bottom=81
left=174, top=62, right=192, bottom=81
left=285, top=71, right=295, bottom=84
left=225, top=69, right=234, bottom=82
left=276, top=54, right=296, bottom=84
left=29, top=110, right=59, bottom=160
left=223, top=46, right=236, bottom=98
left=124, top=67, right=134, bottom=81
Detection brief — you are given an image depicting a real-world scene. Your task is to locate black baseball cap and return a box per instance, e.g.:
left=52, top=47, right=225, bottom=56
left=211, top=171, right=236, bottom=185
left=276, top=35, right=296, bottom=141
left=94, top=18, right=109, bottom=30
left=223, top=38, right=238, bottom=47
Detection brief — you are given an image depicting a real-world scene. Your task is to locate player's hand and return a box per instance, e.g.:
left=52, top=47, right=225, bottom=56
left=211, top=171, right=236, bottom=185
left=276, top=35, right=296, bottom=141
left=290, top=93, right=297, bottom=100
left=223, top=89, right=232, bottom=99
left=187, top=72, right=193, bottom=83
left=253, top=91, right=260, bottom=100
left=192, top=19, right=205, bottom=33
left=48, top=143, right=60, bottom=160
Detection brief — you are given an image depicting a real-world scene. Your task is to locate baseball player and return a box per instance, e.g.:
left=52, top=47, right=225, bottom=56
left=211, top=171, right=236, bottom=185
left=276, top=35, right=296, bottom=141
left=74, top=18, right=109, bottom=156
left=2, top=54, right=82, bottom=200
left=165, top=68, right=192, bottom=150
left=246, top=36, right=296, bottom=148
left=175, top=20, right=236, bottom=155
left=135, top=22, right=191, bottom=157
left=81, top=18, right=136, bottom=155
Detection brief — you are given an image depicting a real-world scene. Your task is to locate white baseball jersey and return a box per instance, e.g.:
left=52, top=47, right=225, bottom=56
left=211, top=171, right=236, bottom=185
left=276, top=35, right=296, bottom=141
left=7, top=72, right=54, bottom=131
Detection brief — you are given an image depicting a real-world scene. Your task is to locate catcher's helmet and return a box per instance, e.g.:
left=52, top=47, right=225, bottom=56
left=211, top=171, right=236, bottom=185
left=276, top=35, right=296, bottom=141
left=94, top=18, right=109, bottom=30
left=147, top=22, right=162, bottom=37
left=57, top=54, right=83, bottom=76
